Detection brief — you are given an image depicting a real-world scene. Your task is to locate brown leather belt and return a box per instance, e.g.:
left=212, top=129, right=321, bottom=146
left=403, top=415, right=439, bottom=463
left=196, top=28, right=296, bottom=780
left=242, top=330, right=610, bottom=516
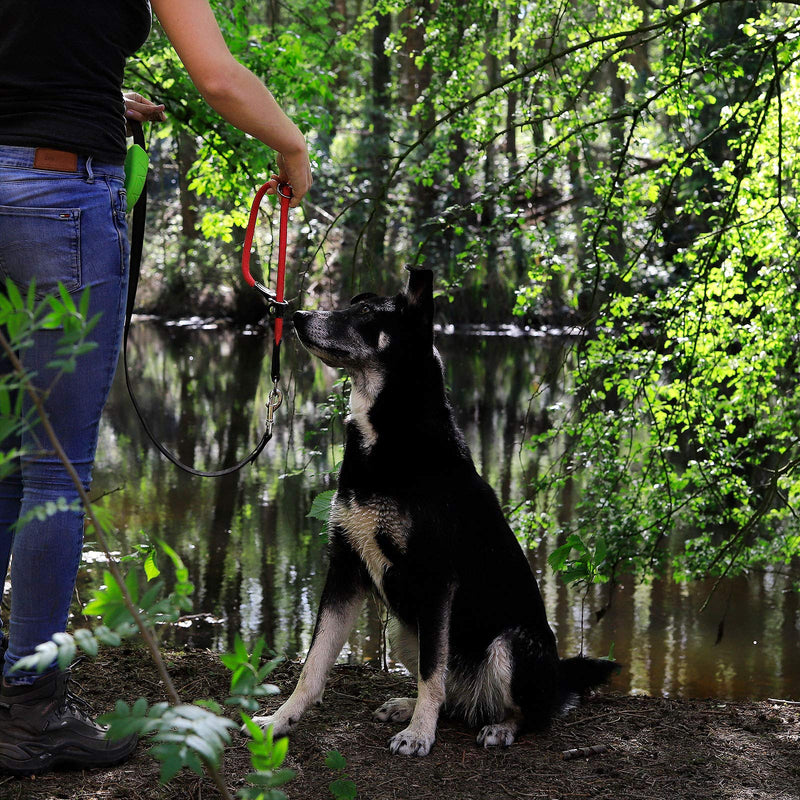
left=33, top=147, right=79, bottom=172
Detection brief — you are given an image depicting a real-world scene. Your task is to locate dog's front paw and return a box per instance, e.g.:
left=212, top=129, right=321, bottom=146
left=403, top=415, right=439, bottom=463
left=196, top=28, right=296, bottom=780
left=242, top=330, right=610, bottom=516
left=247, top=711, right=298, bottom=738
left=389, top=727, right=435, bottom=757
left=373, top=697, right=416, bottom=723
left=476, top=723, right=516, bottom=748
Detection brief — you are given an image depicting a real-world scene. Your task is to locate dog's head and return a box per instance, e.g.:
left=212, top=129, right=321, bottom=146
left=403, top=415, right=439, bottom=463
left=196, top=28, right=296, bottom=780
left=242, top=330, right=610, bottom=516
left=292, top=268, right=435, bottom=374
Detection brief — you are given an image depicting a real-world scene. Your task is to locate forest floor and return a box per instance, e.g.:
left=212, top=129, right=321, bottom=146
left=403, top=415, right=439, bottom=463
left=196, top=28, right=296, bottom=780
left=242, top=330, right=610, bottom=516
left=1, top=646, right=798, bottom=800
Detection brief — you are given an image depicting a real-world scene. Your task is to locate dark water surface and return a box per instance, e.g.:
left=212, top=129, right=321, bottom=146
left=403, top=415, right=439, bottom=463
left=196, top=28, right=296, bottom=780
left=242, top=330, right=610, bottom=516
left=86, top=320, right=800, bottom=701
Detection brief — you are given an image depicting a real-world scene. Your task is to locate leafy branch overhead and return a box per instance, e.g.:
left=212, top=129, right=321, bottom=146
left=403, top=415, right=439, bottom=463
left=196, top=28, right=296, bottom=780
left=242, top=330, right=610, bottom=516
left=125, top=1, right=800, bottom=587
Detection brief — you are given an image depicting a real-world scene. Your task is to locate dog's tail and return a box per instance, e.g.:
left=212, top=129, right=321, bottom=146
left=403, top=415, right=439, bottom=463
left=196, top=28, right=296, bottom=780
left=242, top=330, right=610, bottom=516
left=559, top=655, right=619, bottom=711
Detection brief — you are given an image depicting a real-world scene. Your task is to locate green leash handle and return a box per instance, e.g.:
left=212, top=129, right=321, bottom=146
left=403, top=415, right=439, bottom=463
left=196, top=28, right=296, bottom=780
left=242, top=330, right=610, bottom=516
left=124, top=141, right=149, bottom=207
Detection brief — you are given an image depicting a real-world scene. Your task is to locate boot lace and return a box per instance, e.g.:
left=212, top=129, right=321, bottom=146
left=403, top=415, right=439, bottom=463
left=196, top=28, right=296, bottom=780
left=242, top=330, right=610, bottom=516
left=59, top=676, right=98, bottom=725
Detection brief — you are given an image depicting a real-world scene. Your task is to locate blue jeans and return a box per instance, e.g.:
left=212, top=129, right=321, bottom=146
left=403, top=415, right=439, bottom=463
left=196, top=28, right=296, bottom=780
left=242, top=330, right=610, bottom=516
left=0, top=146, right=129, bottom=681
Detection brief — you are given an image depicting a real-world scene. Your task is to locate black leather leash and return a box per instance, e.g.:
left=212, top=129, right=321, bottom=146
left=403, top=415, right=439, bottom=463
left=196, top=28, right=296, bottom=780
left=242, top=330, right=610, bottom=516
left=123, top=121, right=281, bottom=478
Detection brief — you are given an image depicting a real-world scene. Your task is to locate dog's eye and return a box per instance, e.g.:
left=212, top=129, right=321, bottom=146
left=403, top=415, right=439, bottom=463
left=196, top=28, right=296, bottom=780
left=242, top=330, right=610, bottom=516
left=359, top=305, right=372, bottom=316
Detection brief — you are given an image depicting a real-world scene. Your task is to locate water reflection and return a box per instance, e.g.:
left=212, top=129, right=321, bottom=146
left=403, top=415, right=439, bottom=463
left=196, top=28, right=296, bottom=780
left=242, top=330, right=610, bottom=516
left=85, top=321, right=800, bottom=701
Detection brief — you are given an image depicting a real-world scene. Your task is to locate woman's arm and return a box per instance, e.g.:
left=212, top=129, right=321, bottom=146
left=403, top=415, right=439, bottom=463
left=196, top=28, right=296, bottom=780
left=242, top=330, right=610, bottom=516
left=150, top=0, right=311, bottom=205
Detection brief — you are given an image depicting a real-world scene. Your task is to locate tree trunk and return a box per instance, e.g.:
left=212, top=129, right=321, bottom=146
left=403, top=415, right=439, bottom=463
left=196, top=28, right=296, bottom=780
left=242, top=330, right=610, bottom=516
left=177, top=131, right=198, bottom=242
left=363, top=11, right=392, bottom=281
left=403, top=2, right=437, bottom=260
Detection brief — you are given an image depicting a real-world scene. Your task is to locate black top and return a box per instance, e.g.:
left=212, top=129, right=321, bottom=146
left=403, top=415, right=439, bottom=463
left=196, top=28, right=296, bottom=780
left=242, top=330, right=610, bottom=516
left=0, top=1, right=152, bottom=164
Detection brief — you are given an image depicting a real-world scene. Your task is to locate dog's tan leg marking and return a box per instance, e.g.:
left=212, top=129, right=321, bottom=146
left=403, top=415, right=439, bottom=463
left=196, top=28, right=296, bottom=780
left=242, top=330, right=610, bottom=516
left=388, top=593, right=452, bottom=757
left=252, top=595, right=363, bottom=736
left=389, top=667, right=446, bottom=756
left=373, top=696, right=416, bottom=723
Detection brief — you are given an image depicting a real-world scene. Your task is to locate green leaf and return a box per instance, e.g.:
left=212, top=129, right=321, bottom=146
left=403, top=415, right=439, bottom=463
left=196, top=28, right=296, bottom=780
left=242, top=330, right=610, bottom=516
left=5, top=279, right=23, bottom=312
left=74, top=628, right=99, bottom=657
left=325, top=750, right=347, bottom=771
left=11, top=640, right=58, bottom=674
left=594, top=537, right=608, bottom=567
left=152, top=746, right=184, bottom=784
left=52, top=631, right=76, bottom=670
left=184, top=733, right=220, bottom=765
left=95, top=626, right=123, bottom=647
left=308, top=490, right=336, bottom=523
left=247, top=769, right=296, bottom=787
left=194, top=698, right=224, bottom=715
left=143, top=548, right=161, bottom=581
left=240, top=713, right=265, bottom=741
left=271, top=735, right=289, bottom=767
left=547, top=542, right=573, bottom=573
left=56, top=282, right=76, bottom=314
left=329, top=778, right=357, bottom=800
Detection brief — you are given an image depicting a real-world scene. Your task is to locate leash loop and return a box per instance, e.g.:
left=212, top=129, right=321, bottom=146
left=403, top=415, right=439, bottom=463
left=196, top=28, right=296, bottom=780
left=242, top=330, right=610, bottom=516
left=243, top=179, right=292, bottom=430
left=241, top=181, right=292, bottom=336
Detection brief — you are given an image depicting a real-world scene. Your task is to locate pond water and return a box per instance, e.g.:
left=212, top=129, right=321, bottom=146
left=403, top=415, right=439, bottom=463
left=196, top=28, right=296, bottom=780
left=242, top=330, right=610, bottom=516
left=85, top=320, right=800, bottom=702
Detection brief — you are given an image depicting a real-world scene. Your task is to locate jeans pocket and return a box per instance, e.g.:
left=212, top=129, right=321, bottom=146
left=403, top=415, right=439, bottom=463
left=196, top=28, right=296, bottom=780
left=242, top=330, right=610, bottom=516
left=0, top=205, right=82, bottom=298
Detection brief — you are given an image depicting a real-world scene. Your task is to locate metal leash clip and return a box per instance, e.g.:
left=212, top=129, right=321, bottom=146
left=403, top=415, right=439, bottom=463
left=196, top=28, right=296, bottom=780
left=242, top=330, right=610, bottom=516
left=266, top=382, right=283, bottom=435
left=252, top=281, right=290, bottom=318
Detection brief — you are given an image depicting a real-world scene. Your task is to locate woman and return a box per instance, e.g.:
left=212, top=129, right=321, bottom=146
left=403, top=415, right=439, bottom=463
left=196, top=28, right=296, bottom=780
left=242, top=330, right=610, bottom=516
left=0, top=0, right=311, bottom=774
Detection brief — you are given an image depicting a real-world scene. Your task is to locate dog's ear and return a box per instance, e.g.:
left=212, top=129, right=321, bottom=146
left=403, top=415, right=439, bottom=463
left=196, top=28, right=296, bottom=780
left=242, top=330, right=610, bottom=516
left=350, top=292, right=378, bottom=305
left=404, top=268, right=434, bottom=322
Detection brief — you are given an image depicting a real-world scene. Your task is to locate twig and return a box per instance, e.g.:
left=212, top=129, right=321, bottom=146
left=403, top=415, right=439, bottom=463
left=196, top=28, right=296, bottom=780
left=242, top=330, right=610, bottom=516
left=562, top=744, right=609, bottom=760
left=767, top=698, right=800, bottom=706
left=564, top=710, right=624, bottom=727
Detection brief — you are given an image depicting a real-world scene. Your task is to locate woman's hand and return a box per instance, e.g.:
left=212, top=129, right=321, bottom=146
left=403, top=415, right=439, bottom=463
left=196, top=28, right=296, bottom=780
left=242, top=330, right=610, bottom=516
left=267, top=143, right=312, bottom=208
left=124, top=92, right=167, bottom=123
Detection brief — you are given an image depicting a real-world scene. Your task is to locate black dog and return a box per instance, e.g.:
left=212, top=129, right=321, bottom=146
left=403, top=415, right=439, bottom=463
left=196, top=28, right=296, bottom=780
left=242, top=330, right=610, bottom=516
left=254, top=268, right=615, bottom=755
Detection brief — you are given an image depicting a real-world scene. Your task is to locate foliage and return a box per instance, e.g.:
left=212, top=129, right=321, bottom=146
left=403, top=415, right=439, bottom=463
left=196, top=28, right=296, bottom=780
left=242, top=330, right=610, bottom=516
left=96, top=631, right=293, bottom=796
left=548, top=534, right=609, bottom=588
left=122, top=0, right=800, bottom=590
left=119, top=0, right=800, bottom=599
left=14, top=540, right=193, bottom=673
left=0, top=285, right=292, bottom=800
left=222, top=635, right=283, bottom=713
left=239, top=716, right=296, bottom=800
left=508, top=1, right=800, bottom=590
left=307, top=488, right=336, bottom=532
left=0, top=277, right=100, bottom=477
left=101, top=699, right=237, bottom=784
left=325, top=749, right=358, bottom=800
left=14, top=539, right=293, bottom=797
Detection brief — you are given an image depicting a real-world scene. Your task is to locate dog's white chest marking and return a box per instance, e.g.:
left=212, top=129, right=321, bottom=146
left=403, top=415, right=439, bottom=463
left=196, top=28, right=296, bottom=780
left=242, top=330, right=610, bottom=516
left=349, top=367, right=384, bottom=450
left=330, top=495, right=409, bottom=591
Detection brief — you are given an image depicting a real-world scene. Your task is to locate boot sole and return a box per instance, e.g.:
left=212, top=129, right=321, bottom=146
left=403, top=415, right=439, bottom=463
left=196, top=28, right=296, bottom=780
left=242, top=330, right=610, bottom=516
left=0, top=735, right=138, bottom=775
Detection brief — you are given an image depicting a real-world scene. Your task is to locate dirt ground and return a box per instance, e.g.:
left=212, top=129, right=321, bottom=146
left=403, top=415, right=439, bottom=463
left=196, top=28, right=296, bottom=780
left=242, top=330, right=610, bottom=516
left=1, top=646, right=798, bottom=800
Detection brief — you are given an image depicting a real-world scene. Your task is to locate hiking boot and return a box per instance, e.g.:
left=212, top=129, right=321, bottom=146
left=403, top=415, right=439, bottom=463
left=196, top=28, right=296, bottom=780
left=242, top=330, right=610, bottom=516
left=0, top=669, right=138, bottom=774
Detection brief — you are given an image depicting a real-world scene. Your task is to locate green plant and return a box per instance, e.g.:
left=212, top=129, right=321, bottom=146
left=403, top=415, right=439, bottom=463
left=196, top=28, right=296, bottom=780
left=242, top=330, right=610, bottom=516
left=1, top=282, right=293, bottom=799
left=325, top=750, right=357, bottom=800
left=547, top=534, right=609, bottom=589
left=307, top=489, right=336, bottom=534
left=16, top=544, right=295, bottom=798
